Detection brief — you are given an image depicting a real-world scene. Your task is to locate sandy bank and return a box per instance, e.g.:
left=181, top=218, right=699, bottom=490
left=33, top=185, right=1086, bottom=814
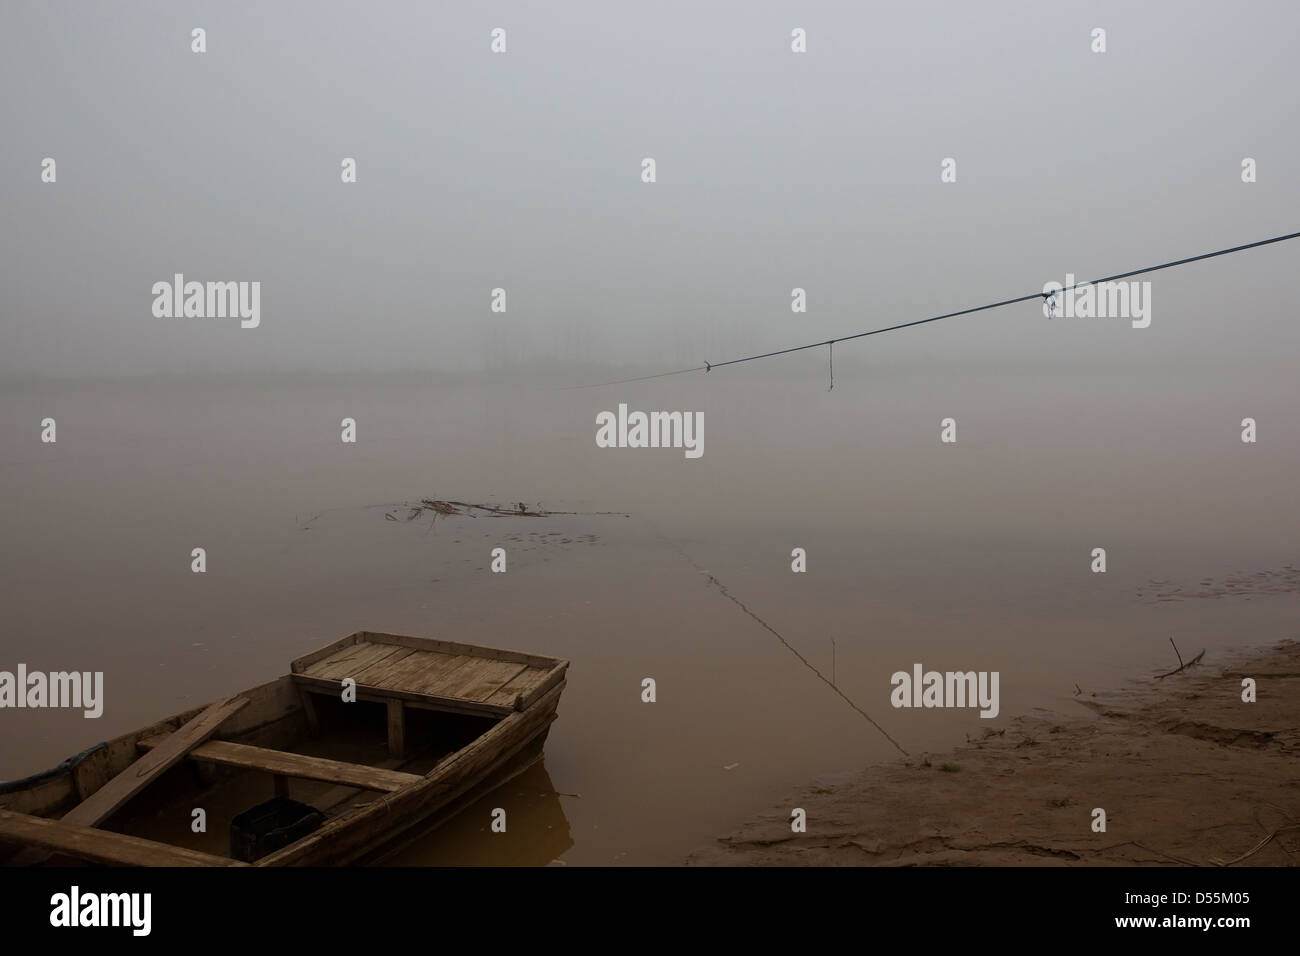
left=688, top=640, right=1300, bottom=866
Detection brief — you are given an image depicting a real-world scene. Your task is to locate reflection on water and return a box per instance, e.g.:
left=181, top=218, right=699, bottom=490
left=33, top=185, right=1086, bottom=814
left=386, top=763, right=574, bottom=866
left=1, top=364, right=1297, bottom=864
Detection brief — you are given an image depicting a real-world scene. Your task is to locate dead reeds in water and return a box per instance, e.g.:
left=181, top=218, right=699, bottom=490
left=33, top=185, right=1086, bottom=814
left=383, top=499, right=628, bottom=523
left=1155, top=637, right=1205, bottom=679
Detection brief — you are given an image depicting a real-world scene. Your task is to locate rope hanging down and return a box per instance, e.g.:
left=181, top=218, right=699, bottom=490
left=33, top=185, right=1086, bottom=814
left=568, top=229, right=1300, bottom=389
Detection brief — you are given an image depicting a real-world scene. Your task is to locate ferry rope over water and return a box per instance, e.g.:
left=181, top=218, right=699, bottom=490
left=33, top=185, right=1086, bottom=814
left=567, top=229, right=1300, bottom=389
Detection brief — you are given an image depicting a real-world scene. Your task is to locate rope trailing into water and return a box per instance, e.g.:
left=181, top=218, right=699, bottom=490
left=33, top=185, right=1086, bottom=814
left=664, top=538, right=909, bottom=756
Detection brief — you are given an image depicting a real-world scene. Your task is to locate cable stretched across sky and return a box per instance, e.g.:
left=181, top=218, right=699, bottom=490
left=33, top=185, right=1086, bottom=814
left=569, top=229, right=1300, bottom=389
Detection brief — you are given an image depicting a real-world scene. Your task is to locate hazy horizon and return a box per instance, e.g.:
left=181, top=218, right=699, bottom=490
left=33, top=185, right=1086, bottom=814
left=4, top=0, right=1298, bottom=381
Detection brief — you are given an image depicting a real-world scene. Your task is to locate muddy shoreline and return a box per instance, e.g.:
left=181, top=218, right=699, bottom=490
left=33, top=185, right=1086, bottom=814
left=688, top=640, right=1300, bottom=866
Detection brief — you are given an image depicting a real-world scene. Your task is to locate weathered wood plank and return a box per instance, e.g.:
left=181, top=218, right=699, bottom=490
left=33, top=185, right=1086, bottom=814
left=519, top=662, right=570, bottom=710
left=0, top=810, right=247, bottom=867
left=290, top=632, right=362, bottom=674
left=136, top=737, right=422, bottom=793
left=387, top=700, right=405, bottom=760
left=483, top=665, right=550, bottom=709
left=364, top=649, right=449, bottom=690
left=306, top=751, right=409, bottom=815
left=289, top=674, right=516, bottom=717
left=441, top=659, right=529, bottom=701
left=409, top=654, right=475, bottom=694
left=71, top=746, right=114, bottom=803
left=363, top=632, right=559, bottom=668
left=62, top=696, right=249, bottom=828
left=297, top=686, right=320, bottom=735
left=350, top=647, right=419, bottom=685
left=305, top=641, right=400, bottom=681
left=464, top=662, right=530, bottom=702
left=419, top=656, right=486, bottom=697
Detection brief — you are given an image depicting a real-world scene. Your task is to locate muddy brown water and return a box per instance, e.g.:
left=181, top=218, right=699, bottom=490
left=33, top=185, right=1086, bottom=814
left=1, top=362, right=1297, bottom=864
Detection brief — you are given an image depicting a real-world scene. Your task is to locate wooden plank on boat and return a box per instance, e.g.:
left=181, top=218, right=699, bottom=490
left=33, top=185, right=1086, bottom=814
left=347, top=649, right=469, bottom=695
left=290, top=674, right=516, bottom=717
left=364, top=631, right=558, bottom=668
left=0, top=810, right=247, bottom=867
left=408, top=654, right=475, bottom=693
left=387, top=700, right=405, bottom=759
left=519, top=662, right=569, bottom=709
left=350, top=647, right=419, bottom=685
left=304, top=641, right=402, bottom=681
left=290, top=632, right=362, bottom=674
left=297, top=685, right=320, bottom=735
left=291, top=635, right=564, bottom=711
left=61, top=696, right=249, bottom=829
left=364, top=649, right=450, bottom=690
left=71, top=746, right=114, bottom=802
left=302, top=641, right=388, bottom=679
left=483, top=665, right=550, bottom=709
left=307, top=751, right=409, bottom=814
left=440, top=659, right=530, bottom=701
left=423, top=656, right=506, bottom=698
left=136, top=737, right=422, bottom=792
left=465, top=662, right=530, bottom=702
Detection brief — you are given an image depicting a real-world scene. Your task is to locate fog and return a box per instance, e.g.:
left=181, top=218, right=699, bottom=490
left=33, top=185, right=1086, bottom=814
left=3, top=0, right=1298, bottom=381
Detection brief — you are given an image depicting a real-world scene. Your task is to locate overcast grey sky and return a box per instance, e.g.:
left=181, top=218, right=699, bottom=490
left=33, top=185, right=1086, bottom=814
left=2, top=1, right=1297, bottom=379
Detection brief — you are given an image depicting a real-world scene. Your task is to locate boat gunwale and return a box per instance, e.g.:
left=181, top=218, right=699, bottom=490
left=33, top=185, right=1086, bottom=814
left=0, top=743, right=108, bottom=797
left=0, top=674, right=302, bottom=808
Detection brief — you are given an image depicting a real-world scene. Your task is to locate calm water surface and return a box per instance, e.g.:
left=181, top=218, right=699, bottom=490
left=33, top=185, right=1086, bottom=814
left=1, top=362, right=1296, bottom=864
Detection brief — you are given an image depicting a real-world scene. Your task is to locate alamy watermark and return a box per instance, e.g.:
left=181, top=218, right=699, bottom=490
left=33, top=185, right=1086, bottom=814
left=151, top=274, right=260, bottom=328
left=1042, top=275, right=1151, bottom=328
left=50, top=886, right=150, bottom=936
left=0, top=665, right=103, bottom=718
left=595, top=403, right=703, bottom=459
left=891, top=663, right=999, bottom=718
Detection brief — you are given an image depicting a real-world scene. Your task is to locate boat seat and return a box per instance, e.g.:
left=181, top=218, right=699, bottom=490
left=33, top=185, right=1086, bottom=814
left=137, top=737, right=423, bottom=793
left=0, top=809, right=247, bottom=867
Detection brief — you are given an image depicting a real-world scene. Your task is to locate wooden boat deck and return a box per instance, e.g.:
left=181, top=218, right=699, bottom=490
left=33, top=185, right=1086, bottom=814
left=290, top=631, right=563, bottom=717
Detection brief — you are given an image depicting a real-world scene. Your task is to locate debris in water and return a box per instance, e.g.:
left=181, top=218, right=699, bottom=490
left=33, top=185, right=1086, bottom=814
left=1155, top=638, right=1205, bottom=679
left=390, top=499, right=630, bottom=521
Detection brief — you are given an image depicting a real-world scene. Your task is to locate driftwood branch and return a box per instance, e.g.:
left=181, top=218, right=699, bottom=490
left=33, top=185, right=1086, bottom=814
left=1155, top=641, right=1205, bottom=679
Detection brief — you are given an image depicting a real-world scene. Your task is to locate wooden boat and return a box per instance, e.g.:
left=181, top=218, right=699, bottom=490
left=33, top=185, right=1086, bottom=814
left=0, top=631, right=568, bottom=866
